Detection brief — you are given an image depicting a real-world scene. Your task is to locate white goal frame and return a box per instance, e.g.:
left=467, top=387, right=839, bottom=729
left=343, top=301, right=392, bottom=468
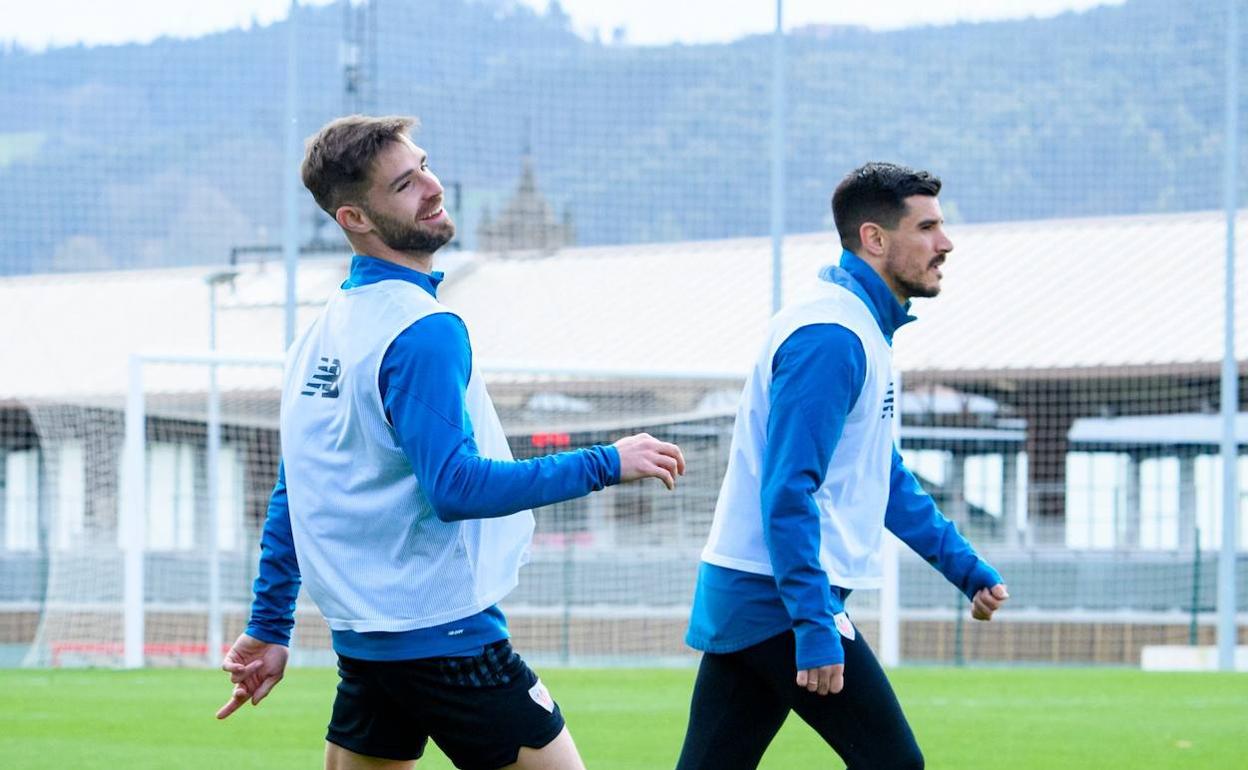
left=120, top=352, right=284, bottom=668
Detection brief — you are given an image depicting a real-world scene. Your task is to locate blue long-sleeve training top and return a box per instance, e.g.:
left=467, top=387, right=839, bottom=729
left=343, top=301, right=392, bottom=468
left=246, top=255, right=621, bottom=659
left=686, top=249, right=1002, bottom=670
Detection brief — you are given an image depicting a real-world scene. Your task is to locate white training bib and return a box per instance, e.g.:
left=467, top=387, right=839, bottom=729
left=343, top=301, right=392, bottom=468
left=701, top=276, right=896, bottom=588
left=281, top=278, right=534, bottom=632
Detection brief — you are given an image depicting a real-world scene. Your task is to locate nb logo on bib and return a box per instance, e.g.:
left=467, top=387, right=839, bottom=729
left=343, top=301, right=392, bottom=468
left=301, top=357, right=341, bottom=398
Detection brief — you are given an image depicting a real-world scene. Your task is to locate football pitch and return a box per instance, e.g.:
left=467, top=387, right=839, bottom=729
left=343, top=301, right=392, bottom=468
left=2, top=667, right=1245, bottom=769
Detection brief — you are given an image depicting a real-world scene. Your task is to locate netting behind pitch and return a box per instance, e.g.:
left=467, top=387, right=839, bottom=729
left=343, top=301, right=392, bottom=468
left=2, top=358, right=731, bottom=668
left=7, top=0, right=1244, bottom=274
left=11, top=361, right=284, bottom=667
left=2, top=0, right=1246, bottom=668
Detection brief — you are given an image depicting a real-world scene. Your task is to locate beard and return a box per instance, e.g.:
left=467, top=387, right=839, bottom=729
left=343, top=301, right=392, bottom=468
left=894, top=273, right=941, bottom=299
left=885, top=251, right=943, bottom=299
left=367, top=205, right=455, bottom=254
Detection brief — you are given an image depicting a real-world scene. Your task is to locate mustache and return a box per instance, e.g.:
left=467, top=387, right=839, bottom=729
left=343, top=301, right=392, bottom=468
left=416, top=195, right=445, bottom=220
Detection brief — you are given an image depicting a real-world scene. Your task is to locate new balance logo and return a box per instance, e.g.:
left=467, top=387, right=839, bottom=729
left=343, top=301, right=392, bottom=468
left=301, top=357, right=341, bottom=398
left=881, top=381, right=895, bottom=418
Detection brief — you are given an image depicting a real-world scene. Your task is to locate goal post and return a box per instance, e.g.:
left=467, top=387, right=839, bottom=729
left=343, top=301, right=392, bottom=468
left=120, top=352, right=285, bottom=668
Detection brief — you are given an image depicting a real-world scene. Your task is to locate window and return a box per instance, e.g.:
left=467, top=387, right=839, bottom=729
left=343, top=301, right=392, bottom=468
left=901, top=448, right=949, bottom=487
left=147, top=442, right=195, bottom=550
left=52, top=442, right=86, bottom=550
left=3, top=449, right=40, bottom=551
left=215, top=445, right=243, bottom=551
left=1065, top=452, right=1128, bottom=549
left=1138, top=457, right=1179, bottom=550
left=964, top=454, right=1004, bottom=519
left=1194, top=454, right=1248, bottom=550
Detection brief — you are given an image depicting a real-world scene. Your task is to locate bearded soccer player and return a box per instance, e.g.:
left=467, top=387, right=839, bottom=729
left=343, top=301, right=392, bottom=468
left=215, top=115, right=685, bottom=770
left=676, top=162, right=1009, bottom=770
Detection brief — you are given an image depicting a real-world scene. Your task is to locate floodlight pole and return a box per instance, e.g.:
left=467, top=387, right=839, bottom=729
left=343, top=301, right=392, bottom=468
left=770, top=0, right=785, bottom=314
left=1217, top=0, right=1241, bottom=673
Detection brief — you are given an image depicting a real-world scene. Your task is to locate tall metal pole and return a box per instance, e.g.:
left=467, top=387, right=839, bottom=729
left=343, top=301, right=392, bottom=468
left=283, top=1, right=301, bottom=349
left=769, top=0, right=786, bottom=314
left=122, top=356, right=146, bottom=668
left=204, top=275, right=233, bottom=666
left=1217, top=0, right=1241, bottom=672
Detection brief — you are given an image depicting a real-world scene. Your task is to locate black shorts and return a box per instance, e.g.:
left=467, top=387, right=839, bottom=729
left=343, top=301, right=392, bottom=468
left=327, top=640, right=565, bottom=770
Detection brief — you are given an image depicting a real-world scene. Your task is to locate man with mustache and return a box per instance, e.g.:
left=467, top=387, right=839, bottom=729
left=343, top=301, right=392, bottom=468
left=677, top=162, right=1009, bottom=769
left=215, top=115, right=685, bottom=770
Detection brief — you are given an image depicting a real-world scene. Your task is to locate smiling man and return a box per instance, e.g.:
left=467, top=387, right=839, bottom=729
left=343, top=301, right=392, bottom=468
left=676, top=162, right=1009, bottom=770
left=215, top=115, right=685, bottom=770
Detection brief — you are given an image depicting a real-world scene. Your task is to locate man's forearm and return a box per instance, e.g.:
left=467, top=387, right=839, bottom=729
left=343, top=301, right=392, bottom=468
left=423, top=440, right=620, bottom=521
left=763, top=481, right=846, bottom=667
left=761, top=324, right=865, bottom=668
left=245, top=462, right=301, bottom=645
left=885, top=448, right=1002, bottom=598
left=381, top=313, right=621, bottom=522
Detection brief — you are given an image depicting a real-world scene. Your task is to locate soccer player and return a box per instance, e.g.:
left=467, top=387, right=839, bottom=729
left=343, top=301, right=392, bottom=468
left=675, top=163, right=1009, bottom=770
left=215, top=115, right=686, bottom=770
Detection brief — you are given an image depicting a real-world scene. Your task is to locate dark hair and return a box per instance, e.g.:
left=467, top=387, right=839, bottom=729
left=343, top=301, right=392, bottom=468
left=301, top=115, right=418, bottom=216
left=831, top=162, right=942, bottom=252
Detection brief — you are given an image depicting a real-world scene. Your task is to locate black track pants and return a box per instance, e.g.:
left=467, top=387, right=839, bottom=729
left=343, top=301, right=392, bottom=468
left=675, top=628, right=923, bottom=770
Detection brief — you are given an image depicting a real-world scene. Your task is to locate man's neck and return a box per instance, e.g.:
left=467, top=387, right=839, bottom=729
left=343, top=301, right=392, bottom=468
left=348, top=237, right=435, bottom=274
left=849, top=250, right=908, bottom=305
left=882, top=278, right=908, bottom=306
left=377, top=251, right=435, bottom=275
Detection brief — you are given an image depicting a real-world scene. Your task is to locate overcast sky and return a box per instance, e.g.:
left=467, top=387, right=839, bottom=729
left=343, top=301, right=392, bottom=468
left=1, top=0, right=1124, bottom=51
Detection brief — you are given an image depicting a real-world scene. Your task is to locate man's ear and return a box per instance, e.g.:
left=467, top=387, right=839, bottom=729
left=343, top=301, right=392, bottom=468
left=336, top=204, right=371, bottom=235
left=859, top=222, right=887, bottom=258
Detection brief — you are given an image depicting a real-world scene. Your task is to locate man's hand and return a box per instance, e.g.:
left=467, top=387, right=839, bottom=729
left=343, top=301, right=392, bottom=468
left=216, top=633, right=289, bottom=719
left=971, top=583, right=1009, bottom=621
left=613, top=433, right=686, bottom=490
left=796, top=664, right=844, bottom=696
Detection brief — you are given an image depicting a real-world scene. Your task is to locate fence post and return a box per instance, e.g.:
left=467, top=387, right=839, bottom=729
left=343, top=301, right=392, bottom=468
left=1190, top=528, right=1202, bottom=646
left=1216, top=0, right=1241, bottom=673
left=121, top=355, right=147, bottom=668
left=206, top=359, right=223, bottom=665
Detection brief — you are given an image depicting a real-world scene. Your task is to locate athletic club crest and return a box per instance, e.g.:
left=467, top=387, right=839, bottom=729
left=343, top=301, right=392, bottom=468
left=529, top=679, right=555, bottom=713
left=833, top=612, right=856, bottom=641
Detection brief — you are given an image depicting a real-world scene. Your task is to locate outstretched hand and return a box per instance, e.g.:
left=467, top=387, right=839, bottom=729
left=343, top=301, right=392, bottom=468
left=613, top=433, right=686, bottom=490
left=216, top=633, right=289, bottom=719
left=971, top=583, right=1009, bottom=621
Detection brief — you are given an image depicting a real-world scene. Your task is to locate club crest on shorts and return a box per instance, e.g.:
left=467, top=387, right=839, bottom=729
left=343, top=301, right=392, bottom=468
left=528, top=679, right=554, bottom=713
left=833, top=612, right=856, bottom=641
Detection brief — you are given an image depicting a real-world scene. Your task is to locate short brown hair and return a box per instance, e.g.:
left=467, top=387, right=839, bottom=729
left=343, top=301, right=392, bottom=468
left=832, top=162, right=941, bottom=252
left=301, top=115, right=418, bottom=216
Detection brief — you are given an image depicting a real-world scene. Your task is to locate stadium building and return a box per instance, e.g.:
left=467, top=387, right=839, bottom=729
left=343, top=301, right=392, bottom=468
left=1, top=209, right=1246, bottom=667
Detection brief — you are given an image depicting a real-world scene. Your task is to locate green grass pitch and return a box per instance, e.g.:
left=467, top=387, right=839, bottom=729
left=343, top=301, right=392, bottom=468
left=2, top=667, right=1245, bottom=768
